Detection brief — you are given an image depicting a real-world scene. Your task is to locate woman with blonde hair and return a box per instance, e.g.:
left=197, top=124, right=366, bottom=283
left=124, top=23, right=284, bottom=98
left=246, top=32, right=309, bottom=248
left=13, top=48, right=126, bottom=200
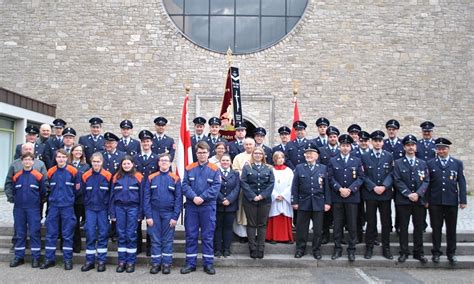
left=241, top=147, right=275, bottom=259
left=266, top=151, right=294, bottom=244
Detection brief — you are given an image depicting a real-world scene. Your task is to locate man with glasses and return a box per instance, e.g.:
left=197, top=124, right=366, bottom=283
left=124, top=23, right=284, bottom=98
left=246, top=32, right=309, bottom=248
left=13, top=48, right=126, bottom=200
left=181, top=142, right=221, bottom=275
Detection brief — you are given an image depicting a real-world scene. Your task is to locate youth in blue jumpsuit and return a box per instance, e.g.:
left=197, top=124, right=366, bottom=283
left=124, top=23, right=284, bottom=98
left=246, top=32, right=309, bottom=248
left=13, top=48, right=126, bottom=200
left=109, top=157, right=144, bottom=273
left=181, top=142, right=221, bottom=275
left=10, top=154, right=47, bottom=268
left=144, top=154, right=182, bottom=274
left=80, top=153, right=112, bottom=272
left=42, top=155, right=82, bottom=270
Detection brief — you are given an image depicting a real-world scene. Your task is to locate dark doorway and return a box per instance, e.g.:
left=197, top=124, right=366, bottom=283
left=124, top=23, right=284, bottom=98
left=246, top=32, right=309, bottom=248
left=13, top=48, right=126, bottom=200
left=244, top=119, right=256, bottom=138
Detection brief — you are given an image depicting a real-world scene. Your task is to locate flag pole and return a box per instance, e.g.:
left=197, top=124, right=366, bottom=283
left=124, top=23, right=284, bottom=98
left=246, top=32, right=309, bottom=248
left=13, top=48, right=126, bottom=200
left=290, top=79, right=300, bottom=141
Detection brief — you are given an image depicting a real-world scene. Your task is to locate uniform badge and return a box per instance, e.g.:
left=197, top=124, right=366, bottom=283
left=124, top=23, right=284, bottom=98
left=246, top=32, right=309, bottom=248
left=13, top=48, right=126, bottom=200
left=418, top=170, right=425, bottom=181
left=352, top=167, right=357, bottom=179
left=318, top=176, right=323, bottom=187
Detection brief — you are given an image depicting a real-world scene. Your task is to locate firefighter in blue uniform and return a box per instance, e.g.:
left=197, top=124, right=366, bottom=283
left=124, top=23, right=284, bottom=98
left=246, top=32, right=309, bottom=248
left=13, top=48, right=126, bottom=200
left=253, top=127, right=273, bottom=165
left=352, top=131, right=371, bottom=158
left=9, top=152, right=47, bottom=268
left=110, top=156, right=144, bottom=273
left=14, top=125, right=45, bottom=162
left=426, top=138, right=467, bottom=265
left=144, top=153, right=183, bottom=274
left=80, top=152, right=112, bottom=272
left=285, top=120, right=311, bottom=169
left=134, top=129, right=158, bottom=255
left=227, top=121, right=247, bottom=160
left=102, top=132, right=126, bottom=176
left=272, top=126, right=291, bottom=154
left=328, top=134, right=364, bottom=262
left=208, top=117, right=227, bottom=156
left=361, top=130, right=394, bottom=260
left=383, top=119, right=404, bottom=159
left=117, top=120, right=141, bottom=156
left=317, top=125, right=340, bottom=243
left=393, top=135, right=429, bottom=263
left=151, top=117, right=176, bottom=161
left=312, top=117, right=330, bottom=148
left=416, top=121, right=436, bottom=161
left=180, top=141, right=221, bottom=275
left=292, top=144, right=331, bottom=260
left=44, top=118, right=66, bottom=169
left=41, top=148, right=82, bottom=270
left=191, top=116, right=211, bottom=162
left=347, top=124, right=361, bottom=150
left=79, top=117, right=105, bottom=164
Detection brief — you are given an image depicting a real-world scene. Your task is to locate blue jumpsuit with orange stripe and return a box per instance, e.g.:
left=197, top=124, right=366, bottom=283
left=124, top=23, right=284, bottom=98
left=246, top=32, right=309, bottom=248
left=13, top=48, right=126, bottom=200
left=109, top=172, right=144, bottom=265
left=182, top=162, right=221, bottom=267
left=45, top=165, right=81, bottom=262
left=144, top=170, right=182, bottom=265
left=82, top=168, right=112, bottom=263
left=12, top=169, right=47, bottom=260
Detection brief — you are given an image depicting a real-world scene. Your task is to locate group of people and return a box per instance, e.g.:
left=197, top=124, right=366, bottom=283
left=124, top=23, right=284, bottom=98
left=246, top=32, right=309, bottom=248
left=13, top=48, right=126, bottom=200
left=4, top=115, right=467, bottom=275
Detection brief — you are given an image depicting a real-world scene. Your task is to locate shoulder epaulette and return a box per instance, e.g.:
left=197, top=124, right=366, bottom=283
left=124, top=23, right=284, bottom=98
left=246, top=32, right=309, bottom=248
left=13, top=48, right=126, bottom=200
left=12, top=170, right=24, bottom=183
left=207, top=162, right=219, bottom=171
left=186, top=162, right=199, bottom=171
left=134, top=172, right=143, bottom=183
left=148, top=171, right=161, bottom=181
left=100, top=169, right=113, bottom=182
left=66, top=165, right=78, bottom=176
left=31, top=169, right=44, bottom=181
left=47, top=166, right=58, bottom=179
left=82, top=169, right=93, bottom=182
left=169, top=172, right=180, bottom=182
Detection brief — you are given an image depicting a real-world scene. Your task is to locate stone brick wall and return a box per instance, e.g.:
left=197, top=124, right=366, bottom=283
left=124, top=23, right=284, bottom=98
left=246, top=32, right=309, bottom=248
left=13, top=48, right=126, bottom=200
left=0, top=0, right=472, bottom=189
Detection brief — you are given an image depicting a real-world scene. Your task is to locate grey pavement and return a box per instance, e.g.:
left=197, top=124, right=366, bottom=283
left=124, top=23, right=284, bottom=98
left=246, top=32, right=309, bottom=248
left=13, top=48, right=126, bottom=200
left=1, top=194, right=472, bottom=232
left=0, top=264, right=473, bottom=283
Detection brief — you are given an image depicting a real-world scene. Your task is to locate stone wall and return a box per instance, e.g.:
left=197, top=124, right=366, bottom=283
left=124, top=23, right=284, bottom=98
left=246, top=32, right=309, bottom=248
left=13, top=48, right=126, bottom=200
left=0, top=0, right=472, bottom=188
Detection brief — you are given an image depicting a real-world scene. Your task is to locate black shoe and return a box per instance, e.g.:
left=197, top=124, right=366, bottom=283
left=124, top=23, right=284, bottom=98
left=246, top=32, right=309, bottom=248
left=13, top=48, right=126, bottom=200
left=313, top=250, right=322, bottom=260
left=111, top=236, right=117, bottom=242
left=374, top=240, right=380, bottom=246
left=348, top=253, right=355, bottom=262
left=364, top=247, right=373, bottom=259
left=31, top=258, right=40, bottom=268
left=432, top=255, right=440, bottom=263
left=126, top=264, right=135, bottom=273
left=250, top=250, right=257, bottom=259
left=239, top=237, right=248, bottom=244
left=203, top=265, right=216, bottom=275
left=331, top=250, right=342, bottom=260
left=180, top=265, right=196, bottom=274
left=9, top=258, right=24, bottom=267
left=321, top=235, right=329, bottom=245
left=341, top=239, right=348, bottom=245
left=97, top=262, right=106, bottom=272
left=223, top=250, right=231, bottom=257
left=81, top=262, right=95, bottom=272
left=398, top=254, right=408, bottom=263
left=382, top=249, right=393, bottom=260
left=64, top=260, right=73, bottom=270
left=257, top=251, right=264, bottom=259
left=116, top=263, right=126, bottom=273
left=270, top=240, right=277, bottom=244
left=9, top=245, right=14, bottom=254
left=294, top=251, right=305, bottom=258
left=150, top=264, right=161, bottom=274
left=448, top=256, right=458, bottom=265
left=40, top=260, right=56, bottom=269
left=73, top=247, right=81, bottom=254
left=414, top=255, right=428, bottom=264
left=214, top=251, right=222, bottom=258
left=162, top=264, right=171, bottom=274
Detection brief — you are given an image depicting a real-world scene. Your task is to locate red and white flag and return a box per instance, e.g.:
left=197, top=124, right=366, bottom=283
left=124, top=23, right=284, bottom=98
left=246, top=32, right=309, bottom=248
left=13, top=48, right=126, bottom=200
left=290, top=96, right=300, bottom=141
left=175, top=94, right=193, bottom=178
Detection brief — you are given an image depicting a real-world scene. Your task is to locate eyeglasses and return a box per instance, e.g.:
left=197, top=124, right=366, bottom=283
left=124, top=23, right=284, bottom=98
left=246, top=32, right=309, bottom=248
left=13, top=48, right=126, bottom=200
left=253, top=152, right=264, bottom=155
left=196, top=152, right=208, bottom=155
left=159, top=159, right=170, bottom=162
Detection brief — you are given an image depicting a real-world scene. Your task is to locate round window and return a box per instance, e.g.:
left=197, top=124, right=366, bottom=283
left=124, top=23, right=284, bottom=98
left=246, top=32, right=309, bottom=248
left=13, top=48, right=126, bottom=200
left=164, top=0, right=308, bottom=54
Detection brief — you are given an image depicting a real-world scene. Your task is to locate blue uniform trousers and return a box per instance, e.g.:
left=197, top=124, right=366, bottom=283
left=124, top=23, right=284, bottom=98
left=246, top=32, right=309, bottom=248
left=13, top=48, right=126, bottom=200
left=148, top=210, right=175, bottom=265
left=184, top=204, right=216, bottom=267
left=116, top=205, right=139, bottom=264
left=45, top=206, right=76, bottom=261
left=84, top=209, right=109, bottom=263
left=13, top=207, right=41, bottom=260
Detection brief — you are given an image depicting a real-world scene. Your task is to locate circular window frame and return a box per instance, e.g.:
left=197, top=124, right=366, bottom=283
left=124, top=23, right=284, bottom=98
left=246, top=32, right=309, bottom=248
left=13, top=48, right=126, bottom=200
left=162, top=0, right=310, bottom=55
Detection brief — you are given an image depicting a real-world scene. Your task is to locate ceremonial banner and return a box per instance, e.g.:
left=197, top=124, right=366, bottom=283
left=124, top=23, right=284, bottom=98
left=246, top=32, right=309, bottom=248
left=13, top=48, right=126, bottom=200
left=219, top=66, right=243, bottom=142
left=290, top=96, right=300, bottom=141
left=176, top=93, right=193, bottom=178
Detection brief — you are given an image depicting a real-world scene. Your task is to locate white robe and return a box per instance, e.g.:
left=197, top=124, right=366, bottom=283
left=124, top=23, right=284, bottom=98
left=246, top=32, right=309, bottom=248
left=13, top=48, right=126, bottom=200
left=269, top=167, right=294, bottom=218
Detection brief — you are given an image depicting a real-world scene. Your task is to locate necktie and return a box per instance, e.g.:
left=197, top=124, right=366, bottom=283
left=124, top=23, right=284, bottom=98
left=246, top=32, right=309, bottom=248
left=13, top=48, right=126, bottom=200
left=376, top=152, right=380, bottom=159
left=282, top=145, right=285, bottom=151
left=309, top=165, right=314, bottom=171
left=124, top=139, right=128, bottom=147
left=322, top=139, right=326, bottom=145
left=65, top=148, right=70, bottom=153
left=197, top=136, right=201, bottom=142
left=424, top=140, right=429, bottom=148
left=223, top=170, right=228, bottom=177
left=157, top=136, right=162, bottom=142
left=441, top=159, right=447, bottom=167
left=143, top=154, right=148, bottom=161
left=74, top=161, right=79, bottom=167
left=410, top=159, right=415, bottom=167
left=390, top=140, right=395, bottom=147
left=331, top=148, right=336, bottom=153
left=212, top=137, right=217, bottom=144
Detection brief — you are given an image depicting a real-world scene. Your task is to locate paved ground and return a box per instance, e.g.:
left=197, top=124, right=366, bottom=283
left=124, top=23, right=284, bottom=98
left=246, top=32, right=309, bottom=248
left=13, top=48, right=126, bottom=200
left=1, top=195, right=472, bottom=232
left=0, top=264, right=472, bottom=283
